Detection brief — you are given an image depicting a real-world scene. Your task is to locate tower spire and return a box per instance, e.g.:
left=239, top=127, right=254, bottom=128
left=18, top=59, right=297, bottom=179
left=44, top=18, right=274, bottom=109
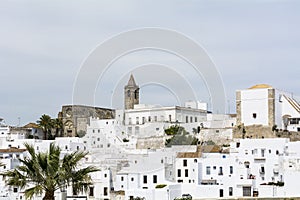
left=124, top=74, right=139, bottom=109
left=127, top=74, right=137, bottom=87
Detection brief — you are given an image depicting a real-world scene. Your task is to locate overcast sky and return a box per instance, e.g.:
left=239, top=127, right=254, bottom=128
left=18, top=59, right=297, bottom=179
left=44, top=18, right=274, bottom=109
left=1, top=0, right=300, bottom=125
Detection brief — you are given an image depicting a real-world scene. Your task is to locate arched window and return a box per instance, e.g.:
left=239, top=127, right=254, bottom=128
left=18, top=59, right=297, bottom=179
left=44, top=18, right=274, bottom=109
left=134, top=90, right=138, bottom=99
left=127, top=90, right=131, bottom=97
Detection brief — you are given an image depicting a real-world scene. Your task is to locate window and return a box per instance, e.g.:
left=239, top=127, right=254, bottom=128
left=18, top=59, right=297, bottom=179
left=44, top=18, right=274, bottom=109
left=135, top=126, right=140, bottom=134
left=104, top=187, right=108, bottom=196
left=97, top=138, right=100, bottom=141
left=190, top=117, right=193, bottom=123
left=230, top=166, right=233, bottom=174
left=261, top=149, right=265, bottom=157
left=194, top=159, right=197, bottom=163
left=154, top=116, right=157, bottom=122
left=243, top=186, right=251, bottom=197
left=229, top=187, right=233, bottom=196
left=13, top=187, right=18, bottom=193
left=127, top=90, right=130, bottom=97
left=128, top=127, right=132, bottom=134
left=98, top=129, right=100, bottom=133
left=290, top=118, right=300, bottom=124
left=93, top=129, right=95, bottom=133
left=136, top=117, right=139, bottom=124
left=169, top=115, right=172, bottom=122
left=161, top=115, right=164, bottom=121
left=143, top=175, right=147, bottom=184
left=65, top=145, right=68, bottom=150
left=219, top=167, right=223, bottom=175
left=73, top=189, right=77, bottom=195
left=89, top=187, right=94, bottom=197
left=153, top=175, right=157, bottom=183
left=142, top=117, right=145, bottom=124
left=206, top=166, right=211, bottom=175
left=185, top=169, right=188, bottom=177
left=148, top=116, right=151, bottom=122
left=134, top=90, right=138, bottom=99
left=177, top=169, right=181, bottom=177
left=219, top=189, right=223, bottom=197
left=195, top=117, right=197, bottom=122
left=244, top=161, right=250, bottom=169
left=131, top=177, right=134, bottom=181
left=121, top=176, right=124, bottom=181
left=186, top=116, right=189, bottom=123
left=253, top=113, right=257, bottom=119
left=276, top=150, right=279, bottom=155
left=104, top=173, right=107, bottom=178
left=129, top=118, right=132, bottom=125
left=183, top=159, right=187, bottom=167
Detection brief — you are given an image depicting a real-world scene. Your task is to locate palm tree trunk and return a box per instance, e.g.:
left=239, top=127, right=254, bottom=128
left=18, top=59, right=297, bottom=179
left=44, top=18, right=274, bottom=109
left=43, top=190, right=55, bottom=200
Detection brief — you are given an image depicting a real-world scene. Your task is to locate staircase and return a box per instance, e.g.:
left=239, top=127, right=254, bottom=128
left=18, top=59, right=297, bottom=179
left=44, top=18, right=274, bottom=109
left=284, top=95, right=300, bottom=113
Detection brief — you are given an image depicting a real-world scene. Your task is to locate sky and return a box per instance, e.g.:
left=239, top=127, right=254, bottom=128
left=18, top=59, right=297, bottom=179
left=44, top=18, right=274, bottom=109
left=1, top=0, right=300, bottom=126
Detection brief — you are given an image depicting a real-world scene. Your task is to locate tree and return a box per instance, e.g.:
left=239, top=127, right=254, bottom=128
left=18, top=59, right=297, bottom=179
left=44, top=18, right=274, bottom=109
left=1, top=143, right=99, bottom=200
left=164, top=125, right=181, bottom=135
left=37, top=114, right=54, bottom=140
left=52, top=118, right=63, bottom=137
left=165, top=126, right=198, bottom=147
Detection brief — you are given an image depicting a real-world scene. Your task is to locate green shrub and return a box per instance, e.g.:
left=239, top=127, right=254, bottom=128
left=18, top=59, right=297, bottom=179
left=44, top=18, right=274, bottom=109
left=155, top=184, right=167, bottom=189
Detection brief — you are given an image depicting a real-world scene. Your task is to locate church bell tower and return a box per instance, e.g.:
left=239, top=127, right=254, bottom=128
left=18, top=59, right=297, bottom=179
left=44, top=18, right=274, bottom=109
left=124, top=74, right=139, bottom=110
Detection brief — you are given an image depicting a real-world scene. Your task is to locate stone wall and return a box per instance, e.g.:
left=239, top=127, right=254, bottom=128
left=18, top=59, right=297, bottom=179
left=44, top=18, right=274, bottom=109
left=59, top=105, right=115, bottom=137
left=268, top=88, right=275, bottom=127
left=136, top=136, right=165, bottom=149
left=200, top=128, right=233, bottom=145
left=233, top=125, right=275, bottom=139
left=236, top=91, right=242, bottom=125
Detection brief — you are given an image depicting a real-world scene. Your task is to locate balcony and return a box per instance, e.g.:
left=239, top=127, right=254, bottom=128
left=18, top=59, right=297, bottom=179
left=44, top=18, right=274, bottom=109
left=201, top=179, right=217, bottom=185
left=254, top=155, right=266, bottom=160
left=237, top=178, right=254, bottom=186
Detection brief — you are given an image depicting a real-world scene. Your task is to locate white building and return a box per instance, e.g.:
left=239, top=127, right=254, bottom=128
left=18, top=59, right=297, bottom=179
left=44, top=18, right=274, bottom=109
left=236, top=84, right=300, bottom=130
left=124, top=104, right=207, bottom=137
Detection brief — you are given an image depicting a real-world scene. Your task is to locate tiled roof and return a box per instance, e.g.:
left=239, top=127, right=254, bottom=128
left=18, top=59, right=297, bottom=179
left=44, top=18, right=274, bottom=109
left=0, top=148, right=27, bottom=153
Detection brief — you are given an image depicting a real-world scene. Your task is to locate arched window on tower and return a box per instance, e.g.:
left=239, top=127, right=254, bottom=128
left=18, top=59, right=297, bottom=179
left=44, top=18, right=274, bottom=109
left=127, top=90, right=131, bottom=97
left=134, top=90, right=138, bottom=99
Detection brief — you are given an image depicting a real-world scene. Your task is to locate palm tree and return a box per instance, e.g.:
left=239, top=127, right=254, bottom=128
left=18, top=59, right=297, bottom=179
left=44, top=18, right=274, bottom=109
left=37, top=114, right=54, bottom=140
left=52, top=118, right=63, bottom=137
left=1, top=143, right=99, bottom=200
